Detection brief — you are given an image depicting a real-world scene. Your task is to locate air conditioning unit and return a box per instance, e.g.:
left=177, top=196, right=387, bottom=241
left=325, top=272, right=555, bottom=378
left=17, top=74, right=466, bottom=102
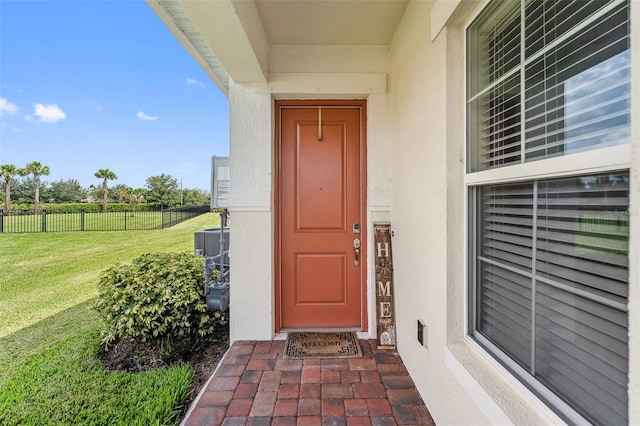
left=194, top=228, right=230, bottom=267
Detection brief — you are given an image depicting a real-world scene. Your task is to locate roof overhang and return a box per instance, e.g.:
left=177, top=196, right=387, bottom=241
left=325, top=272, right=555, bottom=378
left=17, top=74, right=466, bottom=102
left=146, top=0, right=409, bottom=97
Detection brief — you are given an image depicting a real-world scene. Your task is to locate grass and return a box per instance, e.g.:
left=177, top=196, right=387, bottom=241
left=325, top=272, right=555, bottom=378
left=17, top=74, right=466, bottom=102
left=0, top=213, right=220, bottom=425
left=0, top=213, right=220, bottom=337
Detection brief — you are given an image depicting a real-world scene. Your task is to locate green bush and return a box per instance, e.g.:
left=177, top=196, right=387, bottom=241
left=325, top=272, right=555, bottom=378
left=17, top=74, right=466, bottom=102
left=94, top=252, right=220, bottom=349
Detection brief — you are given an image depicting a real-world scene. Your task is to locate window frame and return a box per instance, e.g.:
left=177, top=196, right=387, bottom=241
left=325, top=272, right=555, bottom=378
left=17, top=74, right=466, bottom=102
left=463, top=0, right=631, bottom=423
left=466, top=0, right=630, bottom=174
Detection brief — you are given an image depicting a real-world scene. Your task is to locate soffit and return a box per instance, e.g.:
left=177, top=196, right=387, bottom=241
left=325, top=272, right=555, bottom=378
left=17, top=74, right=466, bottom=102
left=148, top=0, right=409, bottom=95
left=255, top=0, right=408, bottom=46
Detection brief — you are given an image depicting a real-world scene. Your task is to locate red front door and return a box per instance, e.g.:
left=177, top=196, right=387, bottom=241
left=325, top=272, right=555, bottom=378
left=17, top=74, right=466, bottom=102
left=277, top=101, right=366, bottom=329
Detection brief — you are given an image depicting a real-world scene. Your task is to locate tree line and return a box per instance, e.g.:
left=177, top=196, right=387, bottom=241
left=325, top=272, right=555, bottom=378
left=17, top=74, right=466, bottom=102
left=0, top=162, right=210, bottom=215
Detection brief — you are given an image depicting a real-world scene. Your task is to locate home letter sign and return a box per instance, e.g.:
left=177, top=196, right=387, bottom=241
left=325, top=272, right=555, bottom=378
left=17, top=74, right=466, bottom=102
left=374, top=223, right=396, bottom=349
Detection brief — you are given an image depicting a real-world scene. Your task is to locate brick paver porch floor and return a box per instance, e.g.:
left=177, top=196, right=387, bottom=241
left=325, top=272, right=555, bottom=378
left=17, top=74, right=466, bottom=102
left=181, top=339, right=435, bottom=426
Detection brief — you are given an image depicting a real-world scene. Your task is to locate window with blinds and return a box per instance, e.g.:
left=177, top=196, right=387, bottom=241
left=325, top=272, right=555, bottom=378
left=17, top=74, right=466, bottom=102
left=466, top=0, right=631, bottom=424
left=472, top=172, right=629, bottom=424
left=467, top=0, right=630, bottom=172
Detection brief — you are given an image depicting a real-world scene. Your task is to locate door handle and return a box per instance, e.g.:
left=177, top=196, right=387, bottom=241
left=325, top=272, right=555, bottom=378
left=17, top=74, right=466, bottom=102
left=353, top=238, right=361, bottom=266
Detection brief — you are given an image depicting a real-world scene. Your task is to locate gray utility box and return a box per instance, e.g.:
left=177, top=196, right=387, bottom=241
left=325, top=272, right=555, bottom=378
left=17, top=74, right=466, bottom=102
left=194, top=228, right=230, bottom=267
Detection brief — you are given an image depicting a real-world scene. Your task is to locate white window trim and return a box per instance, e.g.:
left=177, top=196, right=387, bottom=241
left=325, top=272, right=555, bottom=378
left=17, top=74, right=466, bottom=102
left=446, top=340, right=569, bottom=425
left=465, top=144, right=631, bottom=186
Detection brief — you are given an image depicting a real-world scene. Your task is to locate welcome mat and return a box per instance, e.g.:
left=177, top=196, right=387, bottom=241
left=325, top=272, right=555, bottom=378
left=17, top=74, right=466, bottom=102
left=284, top=331, right=362, bottom=359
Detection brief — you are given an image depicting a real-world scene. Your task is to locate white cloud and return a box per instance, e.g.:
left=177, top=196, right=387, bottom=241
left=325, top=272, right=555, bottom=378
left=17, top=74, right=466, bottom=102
left=186, top=77, right=205, bottom=88
left=0, top=98, right=20, bottom=116
left=137, top=111, right=158, bottom=121
left=32, top=103, right=67, bottom=123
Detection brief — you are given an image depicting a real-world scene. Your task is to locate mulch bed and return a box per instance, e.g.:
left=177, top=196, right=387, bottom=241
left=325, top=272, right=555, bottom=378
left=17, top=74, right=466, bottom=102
left=96, top=320, right=230, bottom=418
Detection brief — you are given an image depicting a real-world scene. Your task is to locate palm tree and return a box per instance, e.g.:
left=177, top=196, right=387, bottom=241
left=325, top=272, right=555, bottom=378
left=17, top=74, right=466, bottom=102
left=0, top=164, right=26, bottom=215
left=25, top=161, right=50, bottom=213
left=94, top=169, right=118, bottom=212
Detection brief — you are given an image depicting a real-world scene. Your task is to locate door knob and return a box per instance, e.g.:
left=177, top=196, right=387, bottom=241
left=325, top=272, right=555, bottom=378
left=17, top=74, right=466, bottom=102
left=353, top=238, right=361, bottom=266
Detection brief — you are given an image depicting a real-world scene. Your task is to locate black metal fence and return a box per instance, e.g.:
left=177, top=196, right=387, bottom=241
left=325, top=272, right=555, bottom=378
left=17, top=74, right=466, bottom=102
left=0, top=205, right=210, bottom=233
left=161, top=205, right=211, bottom=229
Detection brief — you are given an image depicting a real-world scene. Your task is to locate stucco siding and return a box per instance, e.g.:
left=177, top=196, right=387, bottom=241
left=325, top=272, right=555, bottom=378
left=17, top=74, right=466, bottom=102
left=227, top=211, right=273, bottom=340
left=388, top=1, right=490, bottom=424
left=228, top=81, right=274, bottom=341
left=366, top=93, right=392, bottom=333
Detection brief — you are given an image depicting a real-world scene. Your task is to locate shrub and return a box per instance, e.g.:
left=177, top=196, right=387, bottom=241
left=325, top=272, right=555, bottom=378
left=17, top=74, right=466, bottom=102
left=94, top=252, right=220, bottom=349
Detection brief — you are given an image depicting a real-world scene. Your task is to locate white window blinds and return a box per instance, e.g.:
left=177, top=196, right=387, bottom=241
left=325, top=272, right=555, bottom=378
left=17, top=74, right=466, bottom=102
left=477, top=182, right=534, bottom=369
left=467, top=0, right=630, bottom=172
left=473, top=172, right=629, bottom=425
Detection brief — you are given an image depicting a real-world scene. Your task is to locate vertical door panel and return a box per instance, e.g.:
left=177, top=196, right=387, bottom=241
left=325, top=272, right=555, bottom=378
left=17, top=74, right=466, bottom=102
left=296, top=122, right=346, bottom=231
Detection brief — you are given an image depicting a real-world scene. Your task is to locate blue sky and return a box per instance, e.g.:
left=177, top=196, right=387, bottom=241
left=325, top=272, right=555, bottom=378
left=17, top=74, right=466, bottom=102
left=0, top=0, right=229, bottom=191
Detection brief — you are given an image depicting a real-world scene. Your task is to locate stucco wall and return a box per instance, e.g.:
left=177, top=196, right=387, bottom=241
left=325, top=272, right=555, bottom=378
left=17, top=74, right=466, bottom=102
left=367, top=93, right=392, bottom=334
left=387, top=2, right=492, bottom=424
left=228, top=81, right=274, bottom=341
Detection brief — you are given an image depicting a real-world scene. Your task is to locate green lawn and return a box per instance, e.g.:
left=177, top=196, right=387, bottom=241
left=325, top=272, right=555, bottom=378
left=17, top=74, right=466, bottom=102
left=0, top=213, right=220, bottom=425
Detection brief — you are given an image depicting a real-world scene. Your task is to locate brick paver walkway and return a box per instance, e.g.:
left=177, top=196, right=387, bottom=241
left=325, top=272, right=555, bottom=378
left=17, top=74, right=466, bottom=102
left=182, top=339, right=435, bottom=426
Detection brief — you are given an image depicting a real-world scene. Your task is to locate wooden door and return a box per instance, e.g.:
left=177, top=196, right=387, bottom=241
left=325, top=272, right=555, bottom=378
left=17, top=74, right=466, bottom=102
left=277, top=102, right=366, bottom=329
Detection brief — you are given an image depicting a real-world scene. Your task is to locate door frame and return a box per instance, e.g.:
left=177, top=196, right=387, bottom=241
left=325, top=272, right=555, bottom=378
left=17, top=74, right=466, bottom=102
left=274, top=99, right=368, bottom=333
